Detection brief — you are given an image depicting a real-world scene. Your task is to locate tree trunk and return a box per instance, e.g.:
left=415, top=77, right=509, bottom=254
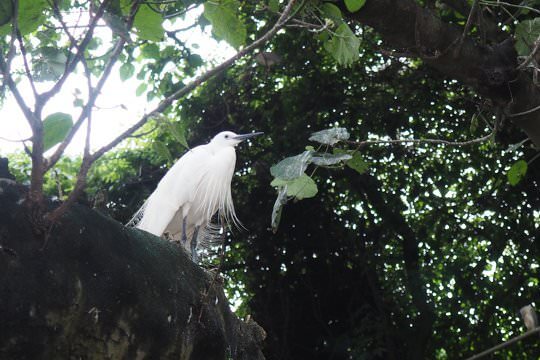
left=0, top=179, right=265, bottom=359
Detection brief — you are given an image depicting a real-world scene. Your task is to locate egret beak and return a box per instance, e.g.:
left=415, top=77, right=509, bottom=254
left=233, top=132, right=264, bottom=141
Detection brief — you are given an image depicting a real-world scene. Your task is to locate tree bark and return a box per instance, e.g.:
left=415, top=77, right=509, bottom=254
left=340, top=0, right=540, bottom=146
left=0, top=180, right=265, bottom=359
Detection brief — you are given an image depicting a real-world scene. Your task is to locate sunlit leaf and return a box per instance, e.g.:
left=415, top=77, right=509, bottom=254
left=311, top=152, right=352, bottom=166
left=203, top=0, right=246, bottom=49
left=507, top=160, right=527, bottom=186
left=270, top=150, right=313, bottom=180
left=132, top=4, right=164, bottom=41
left=346, top=152, right=368, bottom=174
left=43, top=113, right=73, bottom=152
left=324, top=23, right=360, bottom=66
left=119, top=62, right=135, bottom=81
left=309, top=127, right=350, bottom=145
left=285, top=174, right=318, bottom=200
left=344, top=0, right=366, bottom=13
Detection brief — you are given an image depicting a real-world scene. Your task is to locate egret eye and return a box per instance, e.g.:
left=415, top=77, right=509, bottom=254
left=225, top=135, right=229, bottom=139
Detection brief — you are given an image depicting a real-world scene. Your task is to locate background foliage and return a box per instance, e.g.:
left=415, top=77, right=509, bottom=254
left=2, top=0, right=540, bottom=359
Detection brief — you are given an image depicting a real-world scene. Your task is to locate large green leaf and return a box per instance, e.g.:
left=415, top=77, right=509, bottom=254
left=309, top=127, right=350, bottom=145
left=284, top=174, right=318, bottom=200
left=43, top=113, right=73, bottom=152
left=132, top=4, right=164, bottom=41
left=344, top=0, right=366, bottom=13
left=203, top=0, right=246, bottom=49
left=507, top=160, right=528, bottom=186
left=270, top=150, right=313, bottom=180
left=320, top=3, right=343, bottom=24
left=515, top=17, right=540, bottom=57
left=311, top=153, right=352, bottom=166
left=346, top=152, right=368, bottom=174
left=324, top=23, right=360, bottom=67
left=0, top=0, right=47, bottom=36
left=0, top=0, right=13, bottom=26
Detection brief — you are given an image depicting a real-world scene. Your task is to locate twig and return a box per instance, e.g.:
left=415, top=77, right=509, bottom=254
left=465, top=327, right=540, bottom=360
left=454, top=0, right=478, bottom=57
left=479, top=1, right=540, bottom=15
left=517, top=34, right=540, bottom=70
left=507, top=104, right=540, bottom=118
left=346, top=133, right=492, bottom=147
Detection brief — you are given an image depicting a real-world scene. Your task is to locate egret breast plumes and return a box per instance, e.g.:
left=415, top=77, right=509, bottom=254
left=128, top=130, right=262, bottom=261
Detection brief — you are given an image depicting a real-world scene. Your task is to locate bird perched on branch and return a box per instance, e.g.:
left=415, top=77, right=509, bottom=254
left=128, top=131, right=263, bottom=261
left=520, top=304, right=539, bottom=335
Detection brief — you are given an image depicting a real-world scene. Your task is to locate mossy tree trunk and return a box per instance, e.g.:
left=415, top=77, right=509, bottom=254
left=0, top=179, right=265, bottom=359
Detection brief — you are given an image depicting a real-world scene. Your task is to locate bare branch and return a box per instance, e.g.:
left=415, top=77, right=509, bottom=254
left=507, top=103, right=540, bottom=118
left=346, top=133, right=493, bottom=147
left=12, top=0, right=39, bottom=101
left=38, top=0, right=112, bottom=109
left=454, top=0, right=479, bottom=56
left=91, top=0, right=298, bottom=162
left=465, top=327, right=540, bottom=360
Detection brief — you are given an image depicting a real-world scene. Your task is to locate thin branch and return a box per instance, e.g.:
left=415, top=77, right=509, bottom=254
left=39, top=0, right=112, bottom=108
left=12, top=0, right=39, bottom=101
left=346, top=133, right=493, bottom=147
left=454, top=0, right=478, bottom=57
left=465, top=327, right=540, bottom=360
left=0, top=135, right=32, bottom=142
left=479, top=0, right=540, bottom=15
left=507, top=104, right=540, bottom=118
left=517, top=34, right=540, bottom=70
left=90, top=0, right=297, bottom=161
left=45, top=1, right=140, bottom=171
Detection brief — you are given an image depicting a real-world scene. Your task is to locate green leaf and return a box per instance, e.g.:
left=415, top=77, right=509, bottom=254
left=515, top=18, right=540, bottom=56
left=285, top=174, right=318, bottom=199
left=320, top=3, right=343, bottom=24
left=141, top=43, right=160, bottom=59
left=203, top=0, right=247, bottom=49
left=270, top=150, right=313, bottom=180
left=344, top=0, right=366, bottom=12
left=0, top=0, right=47, bottom=35
left=311, top=152, right=352, bottom=166
left=346, top=152, right=368, bottom=174
left=309, top=127, right=350, bottom=145
left=33, top=47, right=68, bottom=82
left=271, top=174, right=318, bottom=199
left=119, top=62, right=135, bottom=81
left=324, top=23, right=360, bottom=67
left=43, top=113, right=73, bottom=152
left=507, top=160, right=528, bottom=186
left=268, top=0, right=279, bottom=12
left=135, top=83, right=147, bottom=97
left=132, top=4, right=164, bottom=41
left=152, top=141, right=173, bottom=163
left=271, top=186, right=288, bottom=233
left=0, top=0, right=13, bottom=26
left=166, top=121, right=189, bottom=149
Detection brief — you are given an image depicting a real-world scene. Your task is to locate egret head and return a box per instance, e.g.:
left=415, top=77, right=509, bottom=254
left=211, top=131, right=264, bottom=147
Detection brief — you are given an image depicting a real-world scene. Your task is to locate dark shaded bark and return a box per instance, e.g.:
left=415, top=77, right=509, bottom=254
left=0, top=180, right=265, bottom=359
left=340, top=0, right=540, bottom=146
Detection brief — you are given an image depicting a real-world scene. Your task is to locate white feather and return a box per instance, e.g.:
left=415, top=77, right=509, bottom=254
left=128, top=130, right=260, bottom=259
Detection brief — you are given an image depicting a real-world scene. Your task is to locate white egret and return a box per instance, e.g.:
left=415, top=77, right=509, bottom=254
left=129, top=131, right=263, bottom=260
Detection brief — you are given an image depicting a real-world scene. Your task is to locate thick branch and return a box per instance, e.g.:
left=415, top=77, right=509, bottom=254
left=340, top=0, right=540, bottom=146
